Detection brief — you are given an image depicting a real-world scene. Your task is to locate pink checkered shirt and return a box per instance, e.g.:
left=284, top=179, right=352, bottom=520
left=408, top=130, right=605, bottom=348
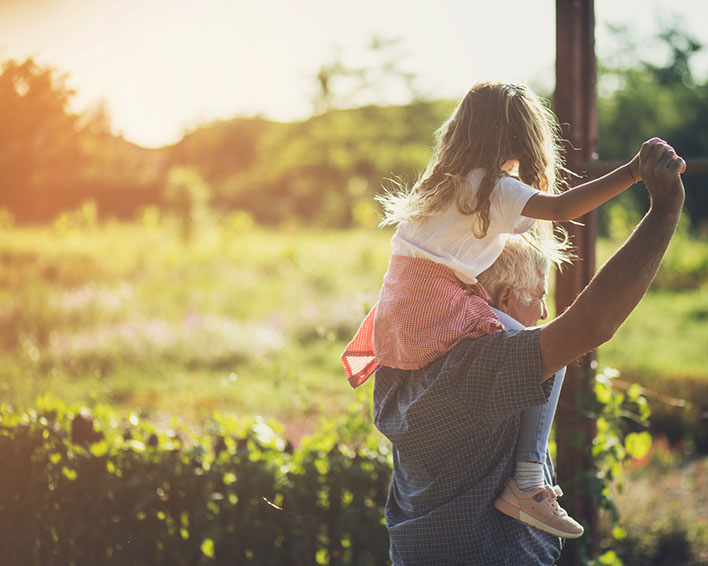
left=341, top=255, right=503, bottom=388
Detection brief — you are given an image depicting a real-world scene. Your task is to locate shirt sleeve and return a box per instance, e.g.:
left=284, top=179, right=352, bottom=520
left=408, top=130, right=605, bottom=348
left=491, top=308, right=557, bottom=400
left=454, top=327, right=550, bottom=422
left=491, top=176, right=539, bottom=235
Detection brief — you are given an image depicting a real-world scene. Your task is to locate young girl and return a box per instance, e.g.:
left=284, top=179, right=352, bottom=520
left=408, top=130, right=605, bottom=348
left=341, top=80, right=642, bottom=537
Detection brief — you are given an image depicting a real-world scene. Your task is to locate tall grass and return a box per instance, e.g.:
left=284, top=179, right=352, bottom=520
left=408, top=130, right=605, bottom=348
left=0, top=214, right=391, bottom=435
left=2, top=210, right=708, bottom=438
left=595, top=229, right=708, bottom=387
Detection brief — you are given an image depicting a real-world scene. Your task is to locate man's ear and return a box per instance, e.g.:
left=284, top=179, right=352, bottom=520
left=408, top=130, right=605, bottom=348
left=496, top=284, right=514, bottom=310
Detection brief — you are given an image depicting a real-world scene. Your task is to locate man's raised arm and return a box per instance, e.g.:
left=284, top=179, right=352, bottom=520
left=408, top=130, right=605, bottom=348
left=538, top=138, right=686, bottom=380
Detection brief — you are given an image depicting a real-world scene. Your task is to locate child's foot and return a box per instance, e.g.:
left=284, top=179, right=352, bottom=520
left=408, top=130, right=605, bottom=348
left=493, top=478, right=584, bottom=539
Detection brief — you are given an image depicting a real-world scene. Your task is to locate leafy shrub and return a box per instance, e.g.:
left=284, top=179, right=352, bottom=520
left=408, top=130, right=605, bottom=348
left=0, top=395, right=391, bottom=566
left=586, top=368, right=653, bottom=523
left=647, top=376, right=708, bottom=455
left=613, top=519, right=693, bottom=566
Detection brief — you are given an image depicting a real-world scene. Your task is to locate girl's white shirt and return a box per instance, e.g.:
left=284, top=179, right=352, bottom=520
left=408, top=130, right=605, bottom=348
left=390, top=169, right=539, bottom=284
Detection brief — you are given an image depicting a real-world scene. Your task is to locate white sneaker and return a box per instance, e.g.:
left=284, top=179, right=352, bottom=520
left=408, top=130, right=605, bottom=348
left=494, top=478, right=584, bottom=539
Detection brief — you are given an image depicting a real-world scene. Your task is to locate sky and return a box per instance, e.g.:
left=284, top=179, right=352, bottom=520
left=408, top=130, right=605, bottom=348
left=1, top=0, right=707, bottom=148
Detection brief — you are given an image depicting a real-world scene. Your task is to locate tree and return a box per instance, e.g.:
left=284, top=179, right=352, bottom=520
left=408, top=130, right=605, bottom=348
left=164, top=166, right=211, bottom=242
left=0, top=58, right=84, bottom=221
left=311, top=35, right=425, bottom=115
left=597, top=23, right=708, bottom=230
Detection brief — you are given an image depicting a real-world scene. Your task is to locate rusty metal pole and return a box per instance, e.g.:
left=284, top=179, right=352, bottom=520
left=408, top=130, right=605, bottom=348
left=554, top=0, right=599, bottom=564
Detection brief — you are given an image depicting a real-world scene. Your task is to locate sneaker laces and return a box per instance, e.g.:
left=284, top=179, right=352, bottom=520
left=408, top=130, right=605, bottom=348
left=544, top=486, right=567, bottom=517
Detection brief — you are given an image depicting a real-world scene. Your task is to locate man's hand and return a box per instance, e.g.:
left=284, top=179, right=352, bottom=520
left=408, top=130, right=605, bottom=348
left=627, top=138, right=686, bottom=185
left=639, top=138, right=686, bottom=208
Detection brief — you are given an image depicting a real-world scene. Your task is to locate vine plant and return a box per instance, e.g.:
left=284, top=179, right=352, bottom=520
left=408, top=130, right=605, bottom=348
left=584, top=367, right=652, bottom=566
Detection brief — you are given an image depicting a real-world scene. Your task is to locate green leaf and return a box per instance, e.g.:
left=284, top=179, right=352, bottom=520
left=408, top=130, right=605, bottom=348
left=625, top=431, right=652, bottom=460
left=90, top=440, right=108, bottom=457
left=125, top=439, right=145, bottom=453
left=62, top=466, right=77, bottom=481
left=612, top=525, right=628, bottom=540
left=598, top=549, right=623, bottom=565
left=201, top=537, right=215, bottom=558
left=595, top=381, right=612, bottom=404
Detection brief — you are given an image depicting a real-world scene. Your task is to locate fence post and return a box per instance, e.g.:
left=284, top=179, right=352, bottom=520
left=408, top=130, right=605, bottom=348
left=554, top=0, right=600, bottom=564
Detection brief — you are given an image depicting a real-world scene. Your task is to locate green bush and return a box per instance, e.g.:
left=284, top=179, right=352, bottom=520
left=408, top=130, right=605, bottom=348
left=614, top=520, right=693, bottom=566
left=0, top=396, right=391, bottom=566
left=646, top=376, right=708, bottom=455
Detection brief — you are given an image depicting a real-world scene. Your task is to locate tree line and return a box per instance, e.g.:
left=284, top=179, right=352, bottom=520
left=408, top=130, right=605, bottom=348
left=1, top=28, right=706, bottom=231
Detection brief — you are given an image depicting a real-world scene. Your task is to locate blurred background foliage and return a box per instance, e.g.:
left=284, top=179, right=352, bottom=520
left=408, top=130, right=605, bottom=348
left=1, top=25, right=707, bottom=232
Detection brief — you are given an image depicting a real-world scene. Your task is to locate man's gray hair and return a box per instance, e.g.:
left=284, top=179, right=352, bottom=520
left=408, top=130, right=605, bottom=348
left=477, top=235, right=551, bottom=305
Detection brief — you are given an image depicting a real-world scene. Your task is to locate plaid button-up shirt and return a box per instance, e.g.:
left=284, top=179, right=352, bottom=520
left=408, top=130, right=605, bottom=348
left=373, top=328, right=563, bottom=565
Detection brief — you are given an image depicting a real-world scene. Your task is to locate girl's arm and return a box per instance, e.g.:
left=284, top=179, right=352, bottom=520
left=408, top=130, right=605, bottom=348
left=521, top=152, right=641, bottom=222
left=538, top=139, right=685, bottom=380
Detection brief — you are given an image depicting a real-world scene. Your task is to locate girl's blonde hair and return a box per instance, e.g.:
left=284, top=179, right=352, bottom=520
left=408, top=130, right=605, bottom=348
left=377, top=81, right=573, bottom=266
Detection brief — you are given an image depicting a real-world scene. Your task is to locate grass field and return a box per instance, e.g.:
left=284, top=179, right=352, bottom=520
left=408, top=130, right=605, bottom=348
left=0, top=218, right=389, bottom=435
left=1, top=214, right=708, bottom=438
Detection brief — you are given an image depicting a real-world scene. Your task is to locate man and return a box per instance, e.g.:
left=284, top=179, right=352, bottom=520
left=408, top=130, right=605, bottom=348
left=477, top=235, right=583, bottom=540
left=372, top=138, right=685, bottom=564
